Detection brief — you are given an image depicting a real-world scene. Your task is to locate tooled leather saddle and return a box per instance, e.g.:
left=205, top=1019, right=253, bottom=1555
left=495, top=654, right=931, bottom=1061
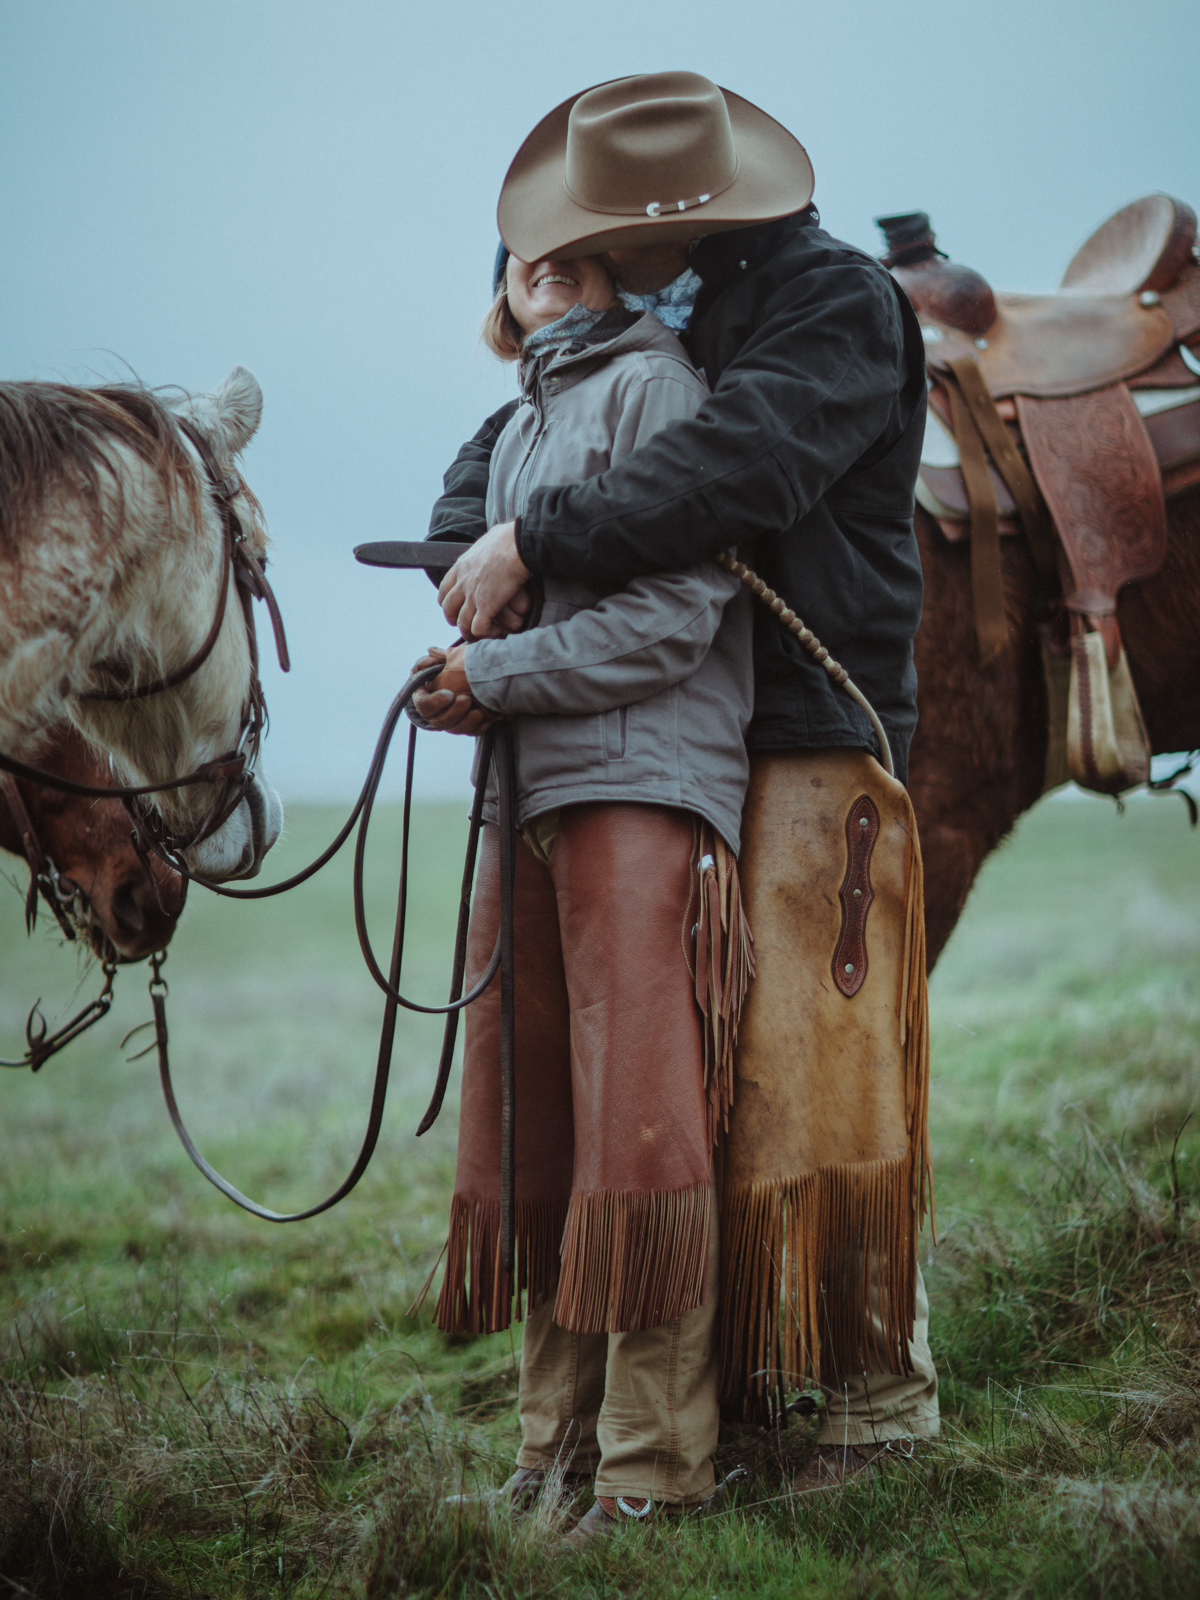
left=878, top=195, right=1200, bottom=794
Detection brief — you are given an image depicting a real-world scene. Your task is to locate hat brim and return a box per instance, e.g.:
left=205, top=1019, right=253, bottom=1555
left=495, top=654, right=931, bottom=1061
left=498, top=80, right=815, bottom=263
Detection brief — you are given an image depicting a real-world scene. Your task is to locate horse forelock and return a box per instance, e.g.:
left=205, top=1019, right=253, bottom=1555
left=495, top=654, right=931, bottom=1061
left=0, top=383, right=203, bottom=559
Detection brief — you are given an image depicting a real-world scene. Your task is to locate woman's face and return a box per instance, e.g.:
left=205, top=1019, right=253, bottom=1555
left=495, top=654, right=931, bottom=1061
left=506, top=254, right=614, bottom=335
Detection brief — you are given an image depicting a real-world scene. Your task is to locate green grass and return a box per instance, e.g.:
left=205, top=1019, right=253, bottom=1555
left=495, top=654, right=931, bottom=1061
left=2, top=793, right=1199, bottom=1597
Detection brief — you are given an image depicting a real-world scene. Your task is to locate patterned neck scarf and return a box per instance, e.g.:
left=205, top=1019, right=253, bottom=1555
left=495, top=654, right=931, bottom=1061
left=520, top=302, right=637, bottom=370
left=616, top=266, right=703, bottom=332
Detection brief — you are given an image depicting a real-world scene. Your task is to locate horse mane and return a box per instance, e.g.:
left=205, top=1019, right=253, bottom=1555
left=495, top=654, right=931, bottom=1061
left=0, top=382, right=201, bottom=557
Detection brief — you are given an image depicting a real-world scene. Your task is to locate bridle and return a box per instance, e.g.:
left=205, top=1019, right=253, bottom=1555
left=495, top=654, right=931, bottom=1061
left=0, top=415, right=290, bottom=855
left=82, top=416, right=291, bottom=866
left=1, top=413, right=288, bottom=1071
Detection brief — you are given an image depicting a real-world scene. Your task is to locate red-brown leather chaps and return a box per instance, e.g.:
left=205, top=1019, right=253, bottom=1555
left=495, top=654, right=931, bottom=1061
left=435, top=803, right=713, bottom=1337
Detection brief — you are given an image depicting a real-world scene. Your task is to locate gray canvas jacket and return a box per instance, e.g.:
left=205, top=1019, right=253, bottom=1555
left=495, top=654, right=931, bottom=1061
left=464, top=311, right=754, bottom=852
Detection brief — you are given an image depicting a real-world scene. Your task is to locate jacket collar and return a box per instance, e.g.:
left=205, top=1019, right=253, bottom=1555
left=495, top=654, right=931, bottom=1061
left=689, top=205, right=819, bottom=316
left=520, top=309, right=689, bottom=400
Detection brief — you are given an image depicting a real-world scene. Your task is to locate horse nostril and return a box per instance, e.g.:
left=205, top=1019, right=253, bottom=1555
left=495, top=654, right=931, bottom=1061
left=110, top=878, right=146, bottom=936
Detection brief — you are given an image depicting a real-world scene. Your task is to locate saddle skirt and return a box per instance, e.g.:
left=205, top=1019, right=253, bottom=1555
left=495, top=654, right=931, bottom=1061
left=882, top=196, right=1200, bottom=795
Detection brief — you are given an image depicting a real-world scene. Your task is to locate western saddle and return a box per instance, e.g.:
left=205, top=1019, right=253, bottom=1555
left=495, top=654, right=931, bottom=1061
left=878, top=195, right=1200, bottom=796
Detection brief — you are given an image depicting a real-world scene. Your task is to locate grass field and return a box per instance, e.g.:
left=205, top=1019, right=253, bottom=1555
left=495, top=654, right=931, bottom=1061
left=2, top=791, right=1199, bottom=1598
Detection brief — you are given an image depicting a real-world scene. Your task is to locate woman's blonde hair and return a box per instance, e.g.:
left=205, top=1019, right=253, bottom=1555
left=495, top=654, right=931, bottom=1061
left=481, top=285, right=525, bottom=361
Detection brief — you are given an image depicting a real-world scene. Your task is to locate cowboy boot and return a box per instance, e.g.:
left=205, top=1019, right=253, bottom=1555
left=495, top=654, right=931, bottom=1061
left=563, top=1494, right=688, bottom=1547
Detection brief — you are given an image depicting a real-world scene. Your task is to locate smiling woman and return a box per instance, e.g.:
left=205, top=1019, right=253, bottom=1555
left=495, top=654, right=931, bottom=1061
left=481, top=254, right=615, bottom=359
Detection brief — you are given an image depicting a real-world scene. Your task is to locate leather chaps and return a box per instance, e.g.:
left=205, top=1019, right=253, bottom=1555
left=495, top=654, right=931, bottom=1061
left=436, top=803, right=718, bottom=1337
left=718, top=749, right=933, bottom=1424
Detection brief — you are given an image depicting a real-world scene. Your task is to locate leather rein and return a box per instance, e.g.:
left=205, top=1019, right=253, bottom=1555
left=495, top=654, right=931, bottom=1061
left=128, top=690, right=521, bottom=1242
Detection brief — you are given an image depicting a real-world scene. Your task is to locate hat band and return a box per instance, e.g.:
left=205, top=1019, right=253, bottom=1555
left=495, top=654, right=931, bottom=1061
left=563, top=158, right=739, bottom=220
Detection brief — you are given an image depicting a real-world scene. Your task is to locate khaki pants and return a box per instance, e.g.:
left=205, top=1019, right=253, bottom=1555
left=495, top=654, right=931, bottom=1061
left=817, top=1265, right=940, bottom=1445
left=514, top=1206, right=720, bottom=1506
left=512, top=1235, right=936, bottom=1482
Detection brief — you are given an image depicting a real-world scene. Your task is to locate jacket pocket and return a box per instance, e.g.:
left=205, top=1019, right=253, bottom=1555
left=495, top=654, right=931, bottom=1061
left=602, top=705, right=628, bottom=761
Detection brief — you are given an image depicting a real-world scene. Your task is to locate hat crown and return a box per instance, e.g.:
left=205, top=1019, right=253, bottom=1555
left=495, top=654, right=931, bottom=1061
left=564, top=72, right=738, bottom=216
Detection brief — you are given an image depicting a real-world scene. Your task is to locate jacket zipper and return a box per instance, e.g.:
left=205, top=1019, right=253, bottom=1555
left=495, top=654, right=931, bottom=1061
left=513, top=400, right=551, bottom=520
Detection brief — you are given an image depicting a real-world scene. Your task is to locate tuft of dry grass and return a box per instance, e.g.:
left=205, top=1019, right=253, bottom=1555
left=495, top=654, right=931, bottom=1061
left=0, top=1350, right=360, bottom=1597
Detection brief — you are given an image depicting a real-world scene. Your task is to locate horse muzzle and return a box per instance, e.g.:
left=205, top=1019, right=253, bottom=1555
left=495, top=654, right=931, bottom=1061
left=183, top=773, right=283, bottom=882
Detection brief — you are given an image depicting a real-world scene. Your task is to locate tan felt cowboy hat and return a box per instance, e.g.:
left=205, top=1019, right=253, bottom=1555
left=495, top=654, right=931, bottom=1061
left=498, top=72, right=815, bottom=263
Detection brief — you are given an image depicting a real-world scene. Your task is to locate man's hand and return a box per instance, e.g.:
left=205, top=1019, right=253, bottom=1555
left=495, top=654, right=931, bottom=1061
left=410, top=645, right=497, bottom=736
left=438, top=521, right=532, bottom=638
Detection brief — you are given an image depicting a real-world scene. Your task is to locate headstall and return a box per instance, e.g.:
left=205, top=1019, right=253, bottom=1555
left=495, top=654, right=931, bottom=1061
left=1, top=412, right=289, bottom=1071
left=0, top=414, right=290, bottom=863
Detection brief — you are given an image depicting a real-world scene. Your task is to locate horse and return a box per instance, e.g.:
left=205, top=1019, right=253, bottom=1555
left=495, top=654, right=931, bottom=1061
left=910, top=494, right=1200, bottom=967
left=0, top=367, right=282, bottom=883
left=0, top=722, right=184, bottom=962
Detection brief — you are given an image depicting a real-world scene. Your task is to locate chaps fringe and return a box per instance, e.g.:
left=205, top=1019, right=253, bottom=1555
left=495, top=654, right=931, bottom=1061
left=434, top=1194, right=568, bottom=1335
left=554, top=1181, right=713, bottom=1334
left=685, top=821, right=755, bottom=1147
left=718, top=797, right=933, bottom=1425
left=718, top=1157, right=916, bottom=1424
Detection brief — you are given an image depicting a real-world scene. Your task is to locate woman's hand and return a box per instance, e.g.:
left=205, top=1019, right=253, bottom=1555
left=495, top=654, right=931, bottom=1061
left=410, top=645, right=497, bottom=735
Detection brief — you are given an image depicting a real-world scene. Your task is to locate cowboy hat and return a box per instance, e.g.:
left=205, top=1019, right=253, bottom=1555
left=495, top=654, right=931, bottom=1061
left=498, top=72, right=815, bottom=263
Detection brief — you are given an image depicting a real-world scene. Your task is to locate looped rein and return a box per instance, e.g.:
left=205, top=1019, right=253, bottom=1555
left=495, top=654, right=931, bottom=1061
left=145, top=665, right=522, bottom=1241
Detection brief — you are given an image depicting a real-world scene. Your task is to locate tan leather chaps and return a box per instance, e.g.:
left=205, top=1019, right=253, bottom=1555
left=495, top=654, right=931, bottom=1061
left=718, top=750, right=933, bottom=1424
left=436, top=804, right=719, bottom=1338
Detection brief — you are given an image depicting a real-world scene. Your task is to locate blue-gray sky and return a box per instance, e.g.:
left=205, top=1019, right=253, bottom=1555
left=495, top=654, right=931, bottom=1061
left=2, top=0, right=1196, bottom=798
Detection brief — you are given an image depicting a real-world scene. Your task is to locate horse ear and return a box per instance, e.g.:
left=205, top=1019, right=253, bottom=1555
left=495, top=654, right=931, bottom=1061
left=210, top=367, right=263, bottom=455
left=177, top=367, right=263, bottom=458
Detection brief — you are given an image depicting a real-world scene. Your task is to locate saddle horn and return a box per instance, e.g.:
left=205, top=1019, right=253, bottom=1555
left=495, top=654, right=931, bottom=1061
left=876, top=211, right=997, bottom=339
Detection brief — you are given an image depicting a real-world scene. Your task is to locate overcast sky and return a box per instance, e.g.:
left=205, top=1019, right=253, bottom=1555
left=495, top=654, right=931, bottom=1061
left=2, top=0, right=1196, bottom=799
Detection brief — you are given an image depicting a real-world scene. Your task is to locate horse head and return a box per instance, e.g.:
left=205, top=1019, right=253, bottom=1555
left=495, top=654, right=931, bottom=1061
left=1, top=725, right=185, bottom=960
left=66, top=369, right=284, bottom=882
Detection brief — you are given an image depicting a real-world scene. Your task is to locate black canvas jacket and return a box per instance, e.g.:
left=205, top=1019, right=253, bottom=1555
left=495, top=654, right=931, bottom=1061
left=427, top=209, right=927, bottom=781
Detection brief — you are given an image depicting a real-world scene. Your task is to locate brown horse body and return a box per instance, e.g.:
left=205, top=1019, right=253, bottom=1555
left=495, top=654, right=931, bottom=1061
left=0, top=725, right=184, bottom=962
left=910, top=491, right=1200, bottom=968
